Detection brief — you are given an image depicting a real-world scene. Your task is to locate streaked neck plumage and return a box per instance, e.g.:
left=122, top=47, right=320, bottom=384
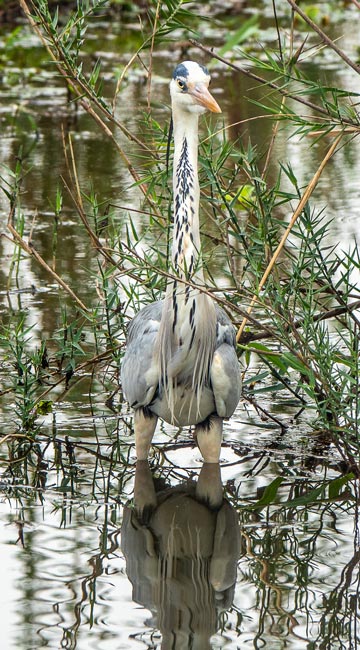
left=171, top=105, right=203, bottom=283
left=156, top=100, right=216, bottom=423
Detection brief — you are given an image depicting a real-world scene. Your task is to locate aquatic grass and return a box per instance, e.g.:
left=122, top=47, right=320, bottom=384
left=49, top=186, right=63, bottom=270
left=0, top=313, right=48, bottom=433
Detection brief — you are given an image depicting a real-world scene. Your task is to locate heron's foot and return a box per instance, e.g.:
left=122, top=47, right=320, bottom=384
left=134, top=408, right=158, bottom=461
left=195, top=415, right=223, bottom=463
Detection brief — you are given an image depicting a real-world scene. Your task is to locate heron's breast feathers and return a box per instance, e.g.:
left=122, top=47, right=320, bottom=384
left=121, top=299, right=241, bottom=422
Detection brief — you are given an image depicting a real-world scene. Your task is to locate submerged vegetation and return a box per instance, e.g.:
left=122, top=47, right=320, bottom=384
left=0, top=1, right=360, bottom=646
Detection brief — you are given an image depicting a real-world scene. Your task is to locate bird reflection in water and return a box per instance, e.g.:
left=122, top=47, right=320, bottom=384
left=121, top=461, right=240, bottom=649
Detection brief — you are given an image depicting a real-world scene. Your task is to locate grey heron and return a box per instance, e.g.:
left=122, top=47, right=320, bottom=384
left=121, top=61, right=241, bottom=462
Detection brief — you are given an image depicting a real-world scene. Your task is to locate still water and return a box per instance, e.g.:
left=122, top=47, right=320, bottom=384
left=0, top=2, right=360, bottom=649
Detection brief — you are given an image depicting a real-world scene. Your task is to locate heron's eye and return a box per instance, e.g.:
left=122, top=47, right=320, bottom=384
left=177, top=79, right=186, bottom=90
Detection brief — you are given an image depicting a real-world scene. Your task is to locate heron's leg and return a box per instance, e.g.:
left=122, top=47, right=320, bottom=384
left=195, top=462, right=223, bottom=509
left=134, top=407, right=158, bottom=460
left=134, top=460, right=157, bottom=523
left=195, top=415, right=223, bottom=463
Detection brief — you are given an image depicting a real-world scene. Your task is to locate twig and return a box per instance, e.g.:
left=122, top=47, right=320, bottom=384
left=262, top=95, right=287, bottom=179
left=7, top=220, right=88, bottom=312
left=189, top=39, right=359, bottom=127
left=287, top=0, right=360, bottom=76
left=236, top=132, right=343, bottom=342
left=35, top=344, right=122, bottom=404
left=19, top=0, right=157, bottom=188
left=0, top=433, right=34, bottom=445
left=61, top=129, right=115, bottom=259
left=76, top=98, right=152, bottom=199
left=244, top=394, right=288, bottom=430
left=147, top=0, right=161, bottom=112
left=237, top=297, right=360, bottom=345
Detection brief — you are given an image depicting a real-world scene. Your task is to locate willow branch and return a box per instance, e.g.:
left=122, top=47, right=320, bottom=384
left=287, top=0, right=360, bottom=75
left=236, top=132, right=343, bottom=342
left=7, top=221, right=89, bottom=312
left=18, top=0, right=160, bottom=207
left=147, top=0, right=161, bottom=111
left=21, top=1, right=152, bottom=149
left=189, top=40, right=358, bottom=127
left=239, top=297, right=360, bottom=345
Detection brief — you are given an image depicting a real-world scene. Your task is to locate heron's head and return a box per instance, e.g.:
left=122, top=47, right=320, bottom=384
left=170, top=61, right=221, bottom=115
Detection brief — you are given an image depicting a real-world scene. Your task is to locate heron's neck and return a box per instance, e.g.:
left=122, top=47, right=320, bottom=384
left=157, top=106, right=216, bottom=417
left=172, top=107, right=203, bottom=283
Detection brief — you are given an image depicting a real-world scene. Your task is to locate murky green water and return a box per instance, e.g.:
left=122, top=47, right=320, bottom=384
left=1, top=3, right=360, bottom=649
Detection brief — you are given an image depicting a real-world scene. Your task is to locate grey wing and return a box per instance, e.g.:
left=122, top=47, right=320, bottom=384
left=211, top=306, right=241, bottom=418
left=121, top=301, right=163, bottom=408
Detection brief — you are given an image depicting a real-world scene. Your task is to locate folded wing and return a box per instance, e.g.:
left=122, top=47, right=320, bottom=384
left=211, top=306, right=241, bottom=418
left=121, top=301, right=163, bottom=408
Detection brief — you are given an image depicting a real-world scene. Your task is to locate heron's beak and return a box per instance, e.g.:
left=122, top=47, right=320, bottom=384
left=189, top=83, right=222, bottom=113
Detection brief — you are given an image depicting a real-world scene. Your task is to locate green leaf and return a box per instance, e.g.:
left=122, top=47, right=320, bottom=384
left=253, top=477, right=284, bottom=509
left=243, top=342, right=290, bottom=374
left=250, top=382, right=285, bottom=394
left=285, top=485, right=325, bottom=508
left=328, top=473, right=355, bottom=500
left=36, top=400, right=53, bottom=415
left=282, top=352, right=309, bottom=374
